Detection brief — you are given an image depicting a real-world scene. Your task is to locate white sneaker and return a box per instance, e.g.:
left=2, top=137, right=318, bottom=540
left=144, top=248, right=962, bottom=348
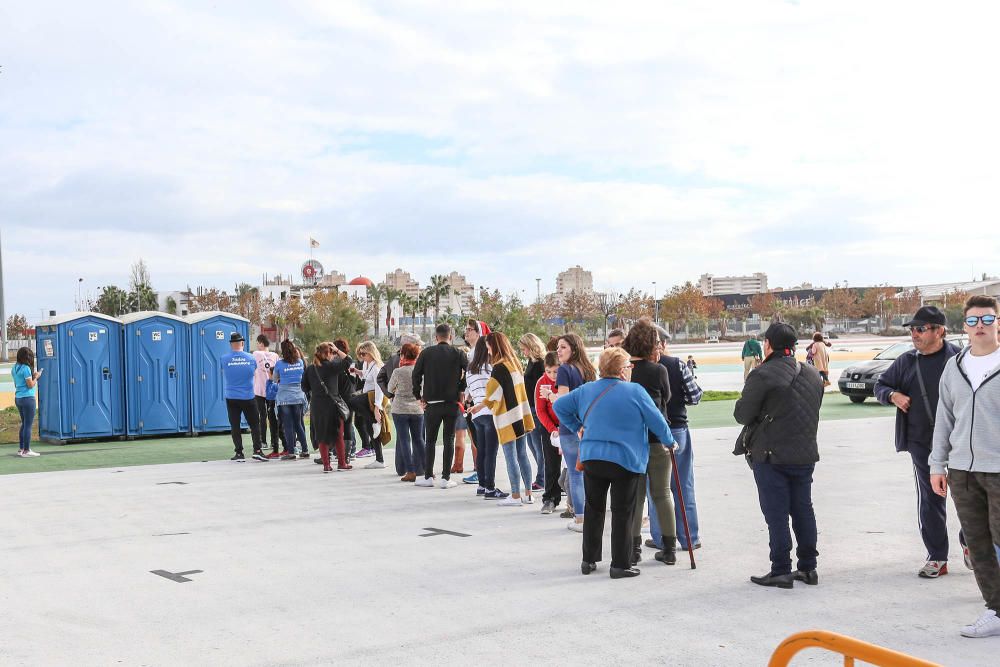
left=960, top=609, right=1000, bottom=638
left=364, top=461, right=386, bottom=469
left=23, top=450, right=40, bottom=457
left=438, top=478, right=457, bottom=489
left=918, top=560, right=948, bottom=578
left=567, top=520, right=583, bottom=533
left=16, top=450, right=26, bottom=457
left=521, top=495, right=534, bottom=505
left=414, top=477, right=435, bottom=487
left=497, top=496, right=522, bottom=507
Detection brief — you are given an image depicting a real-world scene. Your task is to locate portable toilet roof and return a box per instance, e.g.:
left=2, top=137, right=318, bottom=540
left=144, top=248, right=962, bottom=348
left=184, top=311, right=250, bottom=325
left=37, top=311, right=123, bottom=327
left=121, top=310, right=187, bottom=325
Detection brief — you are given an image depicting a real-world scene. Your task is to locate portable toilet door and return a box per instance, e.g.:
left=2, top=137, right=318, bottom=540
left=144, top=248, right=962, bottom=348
left=185, top=311, right=250, bottom=433
left=34, top=312, right=125, bottom=443
left=122, top=311, right=191, bottom=437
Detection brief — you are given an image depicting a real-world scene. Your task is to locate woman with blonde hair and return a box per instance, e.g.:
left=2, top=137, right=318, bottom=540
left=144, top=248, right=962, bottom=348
left=477, top=332, right=536, bottom=506
left=519, top=332, right=547, bottom=491
left=349, top=340, right=387, bottom=468
left=301, top=341, right=352, bottom=471
left=554, top=347, right=675, bottom=579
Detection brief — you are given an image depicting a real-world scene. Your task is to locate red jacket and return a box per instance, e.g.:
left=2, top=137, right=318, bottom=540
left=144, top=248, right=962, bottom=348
left=534, top=373, right=559, bottom=434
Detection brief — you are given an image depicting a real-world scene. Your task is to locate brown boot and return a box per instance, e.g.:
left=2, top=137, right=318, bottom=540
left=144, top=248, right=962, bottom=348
left=334, top=437, right=351, bottom=471
left=451, top=443, right=465, bottom=474
left=319, top=443, right=333, bottom=472
left=400, top=472, right=416, bottom=482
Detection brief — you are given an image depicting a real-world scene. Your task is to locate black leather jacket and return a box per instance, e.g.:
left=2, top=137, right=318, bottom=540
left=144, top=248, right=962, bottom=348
left=734, top=354, right=824, bottom=464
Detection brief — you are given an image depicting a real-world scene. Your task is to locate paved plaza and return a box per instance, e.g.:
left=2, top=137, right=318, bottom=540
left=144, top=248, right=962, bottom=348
left=2, top=413, right=994, bottom=666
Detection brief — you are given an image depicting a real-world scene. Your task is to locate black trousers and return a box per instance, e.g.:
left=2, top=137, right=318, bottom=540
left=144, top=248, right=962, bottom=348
left=910, top=445, right=962, bottom=561
left=582, top=460, right=641, bottom=569
left=226, top=398, right=261, bottom=455
left=254, top=396, right=283, bottom=449
left=542, top=430, right=563, bottom=506
left=424, top=401, right=458, bottom=480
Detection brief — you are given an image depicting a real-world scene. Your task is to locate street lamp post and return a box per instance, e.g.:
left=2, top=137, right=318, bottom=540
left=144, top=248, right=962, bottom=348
left=77, top=278, right=84, bottom=311
left=535, top=278, right=541, bottom=305
left=653, top=281, right=658, bottom=325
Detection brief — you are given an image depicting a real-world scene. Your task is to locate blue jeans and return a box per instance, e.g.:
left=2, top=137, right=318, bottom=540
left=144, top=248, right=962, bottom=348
left=753, top=462, right=818, bottom=575
left=15, top=396, right=35, bottom=450
left=278, top=404, right=307, bottom=454
left=560, top=431, right=585, bottom=516
left=526, top=408, right=545, bottom=487
left=501, top=435, right=534, bottom=496
left=650, top=426, right=701, bottom=548
left=392, top=413, right=425, bottom=474
left=472, top=416, right=500, bottom=490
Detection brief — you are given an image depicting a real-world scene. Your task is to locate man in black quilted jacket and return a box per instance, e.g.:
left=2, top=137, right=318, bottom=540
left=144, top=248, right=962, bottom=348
left=734, top=322, right=825, bottom=589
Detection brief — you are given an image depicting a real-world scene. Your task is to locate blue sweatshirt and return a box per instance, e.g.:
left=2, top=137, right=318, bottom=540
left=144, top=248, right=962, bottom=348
left=221, top=351, right=256, bottom=400
left=554, top=377, right=675, bottom=474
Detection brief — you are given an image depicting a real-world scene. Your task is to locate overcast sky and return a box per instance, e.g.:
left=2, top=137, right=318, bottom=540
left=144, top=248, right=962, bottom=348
left=2, top=1, right=999, bottom=321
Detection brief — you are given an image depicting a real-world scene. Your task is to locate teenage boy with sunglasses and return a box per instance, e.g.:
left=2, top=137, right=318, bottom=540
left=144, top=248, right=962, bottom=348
left=930, top=295, right=1000, bottom=637
left=875, top=306, right=962, bottom=578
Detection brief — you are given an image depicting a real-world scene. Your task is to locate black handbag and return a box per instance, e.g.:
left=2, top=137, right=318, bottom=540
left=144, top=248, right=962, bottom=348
left=313, top=366, right=350, bottom=421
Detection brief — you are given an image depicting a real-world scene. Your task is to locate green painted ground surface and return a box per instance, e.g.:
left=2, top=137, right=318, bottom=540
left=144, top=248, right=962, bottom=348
left=0, top=393, right=892, bottom=476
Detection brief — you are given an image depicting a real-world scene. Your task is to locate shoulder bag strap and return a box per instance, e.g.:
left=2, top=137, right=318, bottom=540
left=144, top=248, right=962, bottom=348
left=582, top=382, right=619, bottom=429
left=913, top=355, right=935, bottom=428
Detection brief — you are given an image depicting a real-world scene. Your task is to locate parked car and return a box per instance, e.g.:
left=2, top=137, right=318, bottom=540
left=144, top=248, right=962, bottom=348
left=838, top=342, right=912, bottom=403
left=839, top=336, right=968, bottom=403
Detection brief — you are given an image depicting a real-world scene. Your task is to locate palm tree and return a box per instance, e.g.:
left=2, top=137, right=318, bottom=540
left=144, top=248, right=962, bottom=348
left=384, top=287, right=405, bottom=340
left=366, top=283, right=386, bottom=338
left=398, top=294, right=416, bottom=331
left=428, top=274, right=451, bottom=323
left=418, top=288, right=432, bottom=337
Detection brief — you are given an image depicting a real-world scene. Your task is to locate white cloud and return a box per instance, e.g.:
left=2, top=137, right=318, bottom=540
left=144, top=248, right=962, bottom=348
left=2, top=0, right=999, bottom=320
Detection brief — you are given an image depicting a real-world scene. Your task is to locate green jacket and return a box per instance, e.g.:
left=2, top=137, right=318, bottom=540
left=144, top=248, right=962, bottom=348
left=742, top=339, right=763, bottom=359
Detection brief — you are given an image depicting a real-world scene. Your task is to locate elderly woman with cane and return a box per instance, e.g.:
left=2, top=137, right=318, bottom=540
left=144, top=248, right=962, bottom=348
left=554, top=347, right=675, bottom=579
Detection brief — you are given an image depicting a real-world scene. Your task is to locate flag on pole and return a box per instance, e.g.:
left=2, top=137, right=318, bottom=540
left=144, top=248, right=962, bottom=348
left=309, top=237, right=320, bottom=248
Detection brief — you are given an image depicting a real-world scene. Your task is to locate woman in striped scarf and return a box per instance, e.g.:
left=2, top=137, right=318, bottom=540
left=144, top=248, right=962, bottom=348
left=480, top=332, right=536, bottom=507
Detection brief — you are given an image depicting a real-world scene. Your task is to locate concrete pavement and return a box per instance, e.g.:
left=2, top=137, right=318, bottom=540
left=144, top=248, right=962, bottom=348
left=1, top=414, right=994, bottom=666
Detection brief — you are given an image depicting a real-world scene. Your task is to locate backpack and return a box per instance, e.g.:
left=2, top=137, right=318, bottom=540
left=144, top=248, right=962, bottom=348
left=805, top=343, right=816, bottom=365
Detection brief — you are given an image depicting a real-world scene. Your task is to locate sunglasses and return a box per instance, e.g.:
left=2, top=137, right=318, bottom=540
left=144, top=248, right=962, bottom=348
left=909, top=325, right=939, bottom=334
left=965, top=314, right=998, bottom=327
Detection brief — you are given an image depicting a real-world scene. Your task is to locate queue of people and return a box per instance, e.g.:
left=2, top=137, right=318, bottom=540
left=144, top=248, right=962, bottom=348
left=17, top=295, right=985, bottom=635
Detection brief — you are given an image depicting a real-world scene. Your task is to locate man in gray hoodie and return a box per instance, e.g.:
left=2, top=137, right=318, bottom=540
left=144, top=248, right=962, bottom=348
left=930, top=294, right=1000, bottom=638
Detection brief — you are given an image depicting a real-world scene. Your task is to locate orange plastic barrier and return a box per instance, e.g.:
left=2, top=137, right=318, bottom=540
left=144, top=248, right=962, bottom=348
left=768, top=630, right=942, bottom=667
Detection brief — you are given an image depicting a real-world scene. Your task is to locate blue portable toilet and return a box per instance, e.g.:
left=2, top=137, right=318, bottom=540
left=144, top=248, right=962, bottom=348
left=121, top=311, right=191, bottom=437
left=34, top=312, right=126, bottom=443
left=185, top=311, right=251, bottom=433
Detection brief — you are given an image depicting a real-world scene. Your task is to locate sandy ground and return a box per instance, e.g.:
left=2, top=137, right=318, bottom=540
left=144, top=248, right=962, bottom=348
left=1, top=412, right=995, bottom=666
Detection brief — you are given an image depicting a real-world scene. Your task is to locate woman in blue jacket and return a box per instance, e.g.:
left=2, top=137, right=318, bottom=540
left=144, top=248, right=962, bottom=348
left=554, top=347, right=675, bottom=579
left=12, top=347, right=42, bottom=457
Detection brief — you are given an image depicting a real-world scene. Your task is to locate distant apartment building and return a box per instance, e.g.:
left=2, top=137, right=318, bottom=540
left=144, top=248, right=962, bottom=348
left=384, top=268, right=423, bottom=299
left=698, top=272, right=768, bottom=296
left=157, top=290, right=193, bottom=316
left=443, top=271, right=476, bottom=313
left=556, top=265, right=594, bottom=295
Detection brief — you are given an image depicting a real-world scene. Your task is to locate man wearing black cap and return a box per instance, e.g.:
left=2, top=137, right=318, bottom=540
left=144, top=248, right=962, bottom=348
left=875, top=306, right=962, bottom=577
left=735, top=322, right=824, bottom=588
left=221, top=332, right=266, bottom=462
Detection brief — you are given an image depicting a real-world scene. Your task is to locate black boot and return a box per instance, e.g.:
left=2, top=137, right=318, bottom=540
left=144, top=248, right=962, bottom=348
left=654, top=549, right=677, bottom=565
left=581, top=561, right=597, bottom=575
left=750, top=572, right=795, bottom=589
left=631, top=536, right=642, bottom=566
left=610, top=566, right=641, bottom=579
left=793, top=569, right=819, bottom=585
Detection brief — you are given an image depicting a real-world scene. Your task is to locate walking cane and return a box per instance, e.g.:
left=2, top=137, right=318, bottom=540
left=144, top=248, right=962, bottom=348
left=669, top=447, right=696, bottom=569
